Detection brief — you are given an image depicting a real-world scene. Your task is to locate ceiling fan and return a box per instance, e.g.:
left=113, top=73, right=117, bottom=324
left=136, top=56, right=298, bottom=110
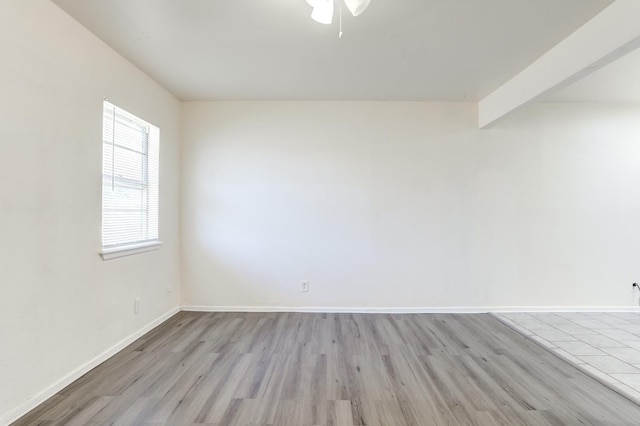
left=306, top=0, right=371, bottom=35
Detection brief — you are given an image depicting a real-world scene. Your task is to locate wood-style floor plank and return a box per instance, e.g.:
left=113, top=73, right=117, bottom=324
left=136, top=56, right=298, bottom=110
left=12, top=312, right=640, bottom=425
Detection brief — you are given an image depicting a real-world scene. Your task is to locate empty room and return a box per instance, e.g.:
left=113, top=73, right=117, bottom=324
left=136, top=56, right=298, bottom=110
left=3, top=0, right=640, bottom=424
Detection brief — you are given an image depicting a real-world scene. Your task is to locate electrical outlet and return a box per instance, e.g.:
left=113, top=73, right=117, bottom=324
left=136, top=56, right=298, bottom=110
left=167, top=285, right=172, bottom=295
left=301, top=281, right=310, bottom=293
left=134, top=297, right=141, bottom=314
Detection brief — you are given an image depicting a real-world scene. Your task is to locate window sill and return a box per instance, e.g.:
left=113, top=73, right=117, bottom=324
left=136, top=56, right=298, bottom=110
left=100, top=241, right=162, bottom=260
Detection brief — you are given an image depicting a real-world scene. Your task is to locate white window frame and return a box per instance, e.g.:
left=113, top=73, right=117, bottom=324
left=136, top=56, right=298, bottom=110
left=100, top=100, right=161, bottom=260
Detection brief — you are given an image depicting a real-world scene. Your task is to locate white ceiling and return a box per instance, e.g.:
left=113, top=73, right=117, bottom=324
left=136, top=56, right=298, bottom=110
left=546, top=45, right=640, bottom=103
left=52, top=0, right=614, bottom=101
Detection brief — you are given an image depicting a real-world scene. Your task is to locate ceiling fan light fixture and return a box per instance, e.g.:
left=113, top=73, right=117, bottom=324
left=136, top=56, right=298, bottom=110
left=344, top=0, right=370, bottom=17
left=310, top=0, right=334, bottom=24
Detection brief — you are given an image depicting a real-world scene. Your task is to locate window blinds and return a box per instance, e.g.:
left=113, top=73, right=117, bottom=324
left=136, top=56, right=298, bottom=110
left=102, top=101, right=160, bottom=249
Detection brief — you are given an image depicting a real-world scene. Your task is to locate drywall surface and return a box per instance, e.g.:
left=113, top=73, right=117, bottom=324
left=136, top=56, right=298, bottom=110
left=181, top=101, right=640, bottom=309
left=0, top=1, right=181, bottom=421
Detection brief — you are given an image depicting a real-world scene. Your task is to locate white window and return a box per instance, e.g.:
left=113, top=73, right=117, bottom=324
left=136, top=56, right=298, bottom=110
left=100, top=100, right=160, bottom=259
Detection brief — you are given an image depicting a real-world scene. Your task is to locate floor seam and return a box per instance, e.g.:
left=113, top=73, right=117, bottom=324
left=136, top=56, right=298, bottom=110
left=490, top=312, right=640, bottom=408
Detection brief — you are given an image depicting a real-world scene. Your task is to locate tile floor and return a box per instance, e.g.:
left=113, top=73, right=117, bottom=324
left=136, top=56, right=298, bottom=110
left=494, top=312, right=640, bottom=404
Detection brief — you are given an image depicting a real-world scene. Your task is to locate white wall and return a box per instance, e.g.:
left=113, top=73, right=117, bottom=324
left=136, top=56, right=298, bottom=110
left=0, top=1, right=181, bottom=422
left=181, top=101, right=640, bottom=310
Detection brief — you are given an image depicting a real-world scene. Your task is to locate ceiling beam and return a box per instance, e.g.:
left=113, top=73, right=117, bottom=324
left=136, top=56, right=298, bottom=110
left=478, top=0, right=640, bottom=128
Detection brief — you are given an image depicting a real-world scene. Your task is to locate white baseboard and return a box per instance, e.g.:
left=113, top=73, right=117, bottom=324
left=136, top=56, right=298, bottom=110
left=181, top=305, right=493, bottom=314
left=2, top=306, right=180, bottom=426
left=488, top=306, right=640, bottom=313
left=181, top=305, right=640, bottom=314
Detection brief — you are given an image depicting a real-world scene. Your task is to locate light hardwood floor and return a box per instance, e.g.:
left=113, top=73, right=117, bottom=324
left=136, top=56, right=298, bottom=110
left=12, top=312, right=640, bottom=425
